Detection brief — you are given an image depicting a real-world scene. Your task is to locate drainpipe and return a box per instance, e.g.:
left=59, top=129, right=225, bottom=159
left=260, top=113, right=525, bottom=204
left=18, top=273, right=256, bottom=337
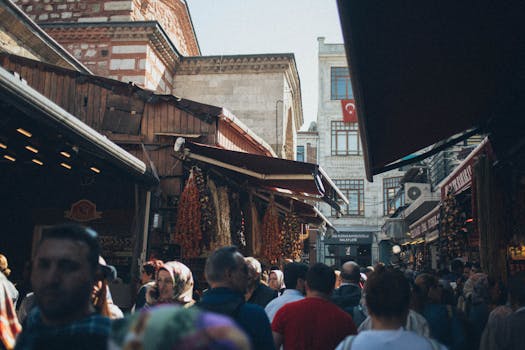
left=275, top=100, right=283, bottom=156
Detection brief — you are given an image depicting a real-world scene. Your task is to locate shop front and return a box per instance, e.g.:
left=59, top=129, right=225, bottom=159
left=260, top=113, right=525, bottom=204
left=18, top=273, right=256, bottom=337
left=321, top=231, right=374, bottom=267
left=0, top=66, right=156, bottom=308
left=408, top=206, right=440, bottom=270
left=438, top=139, right=491, bottom=266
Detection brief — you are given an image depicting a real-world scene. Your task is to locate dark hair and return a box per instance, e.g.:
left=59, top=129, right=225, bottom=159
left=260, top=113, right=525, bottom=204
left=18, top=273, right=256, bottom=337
left=306, top=263, right=335, bottom=295
left=143, top=260, right=163, bottom=277
left=365, top=270, right=411, bottom=318
left=39, top=224, right=100, bottom=271
left=283, top=262, right=308, bottom=289
left=509, top=271, right=525, bottom=306
left=341, top=261, right=360, bottom=283
left=205, top=246, right=241, bottom=283
left=451, top=259, right=464, bottom=273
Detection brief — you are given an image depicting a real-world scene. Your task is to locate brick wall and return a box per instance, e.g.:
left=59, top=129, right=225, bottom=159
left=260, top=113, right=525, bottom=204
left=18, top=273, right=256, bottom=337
left=13, top=0, right=133, bottom=23
left=55, top=36, right=173, bottom=93
left=13, top=0, right=200, bottom=56
left=131, top=0, right=199, bottom=56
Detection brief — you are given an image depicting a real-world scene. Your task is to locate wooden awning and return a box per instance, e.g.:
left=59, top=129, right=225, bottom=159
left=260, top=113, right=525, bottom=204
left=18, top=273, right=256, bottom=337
left=177, top=140, right=349, bottom=211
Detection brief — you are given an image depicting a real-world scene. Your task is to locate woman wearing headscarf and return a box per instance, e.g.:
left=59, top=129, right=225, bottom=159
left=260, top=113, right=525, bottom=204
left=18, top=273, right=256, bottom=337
left=145, top=261, right=195, bottom=308
left=268, top=270, right=285, bottom=295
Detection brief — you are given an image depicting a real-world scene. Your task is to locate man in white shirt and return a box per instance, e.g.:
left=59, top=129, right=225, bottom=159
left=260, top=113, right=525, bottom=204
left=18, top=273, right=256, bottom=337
left=265, top=262, right=308, bottom=322
left=336, top=269, right=446, bottom=350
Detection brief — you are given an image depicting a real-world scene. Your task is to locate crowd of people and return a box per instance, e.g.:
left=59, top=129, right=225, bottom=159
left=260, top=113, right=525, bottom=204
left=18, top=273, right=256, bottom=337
left=0, top=223, right=524, bottom=350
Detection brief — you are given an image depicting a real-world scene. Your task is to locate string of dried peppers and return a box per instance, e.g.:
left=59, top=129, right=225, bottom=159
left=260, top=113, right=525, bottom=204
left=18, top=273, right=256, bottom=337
left=282, top=213, right=302, bottom=261
left=173, top=168, right=202, bottom=259
left=262, top=198, right=281, bottom=264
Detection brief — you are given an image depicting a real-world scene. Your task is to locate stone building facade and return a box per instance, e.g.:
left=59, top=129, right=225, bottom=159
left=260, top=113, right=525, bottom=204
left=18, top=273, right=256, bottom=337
left=13, top=0, right=200, bottom=93
left=312, top=37, right=405, bottom=266
left=13, top=1, right=302, bottom=159
left=173, top=54, right=303, bottom=159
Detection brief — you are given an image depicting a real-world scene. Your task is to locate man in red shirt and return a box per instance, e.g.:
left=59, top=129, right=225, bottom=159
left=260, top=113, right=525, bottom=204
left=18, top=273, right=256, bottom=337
left=272, top=263, right=357, bottom=349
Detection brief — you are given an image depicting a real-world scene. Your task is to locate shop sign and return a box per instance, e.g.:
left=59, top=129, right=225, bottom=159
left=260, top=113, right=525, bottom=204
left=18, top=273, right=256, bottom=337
left=64, top=199, right=102, bottom=222
left=442, top=164, right=473, bottom=197
left=325, top=231, right=373, bottom=244
left=440, top=139, right=490, bottom=199
left=410, top=209, right=439, bottom=239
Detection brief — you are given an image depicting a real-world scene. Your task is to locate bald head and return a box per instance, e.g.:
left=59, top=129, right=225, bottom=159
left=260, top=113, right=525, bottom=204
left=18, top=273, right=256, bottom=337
left=341, top=261, right=360, bottom=284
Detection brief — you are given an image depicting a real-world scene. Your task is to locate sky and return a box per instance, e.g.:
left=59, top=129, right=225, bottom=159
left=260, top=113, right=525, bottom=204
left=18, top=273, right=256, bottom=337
left=186, top=0, right=344, bottom=130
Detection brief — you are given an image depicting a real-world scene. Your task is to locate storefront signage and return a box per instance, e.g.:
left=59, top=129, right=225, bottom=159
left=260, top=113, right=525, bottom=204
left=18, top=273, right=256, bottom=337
left=440, top=138, right=490, bottom=199
left=442, top=164, right=473, bottom=197
left=325, top=231, right=373, bottom=244
left=341, top=99, right=358, bottom=123
left=64, top=199, right=102, bottom=222
left=410, top=208, right=440, bottom=239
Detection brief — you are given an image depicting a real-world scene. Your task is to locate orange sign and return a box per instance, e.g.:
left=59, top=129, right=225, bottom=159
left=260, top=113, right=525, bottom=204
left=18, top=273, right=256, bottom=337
left=64, top=199, right=102, bottom=222
left=341, top=99, right=358, bottom=123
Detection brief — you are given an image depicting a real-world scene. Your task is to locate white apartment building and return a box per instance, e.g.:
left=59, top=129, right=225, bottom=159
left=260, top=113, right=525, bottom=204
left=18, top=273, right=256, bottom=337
left=298, top=38, right=405, bottom=267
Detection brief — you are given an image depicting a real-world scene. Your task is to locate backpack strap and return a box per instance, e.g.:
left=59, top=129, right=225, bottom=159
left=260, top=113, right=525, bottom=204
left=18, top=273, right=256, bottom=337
left=339, top=335, right=355, bottom=350
left=427, top=338, right=441, bottom=350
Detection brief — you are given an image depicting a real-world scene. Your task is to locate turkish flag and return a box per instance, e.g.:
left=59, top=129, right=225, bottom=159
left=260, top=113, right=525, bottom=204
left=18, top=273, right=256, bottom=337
left=341, top=99, right=358, bottom=123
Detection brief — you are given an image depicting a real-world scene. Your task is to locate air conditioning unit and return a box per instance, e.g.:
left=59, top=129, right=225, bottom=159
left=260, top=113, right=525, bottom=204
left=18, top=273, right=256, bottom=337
left=404, top=182, right=431, bottom=204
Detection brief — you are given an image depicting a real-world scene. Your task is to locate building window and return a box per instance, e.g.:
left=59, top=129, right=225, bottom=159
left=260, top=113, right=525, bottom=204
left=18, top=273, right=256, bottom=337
left=331, top=67, right=353, bottom=100
left=332, top=179, right=365, bottom=217
left=383, top=177, right=404, bottom=215
left=331, top=121, right=360, bottom=156
left=296, top=145, right=305, bottom=162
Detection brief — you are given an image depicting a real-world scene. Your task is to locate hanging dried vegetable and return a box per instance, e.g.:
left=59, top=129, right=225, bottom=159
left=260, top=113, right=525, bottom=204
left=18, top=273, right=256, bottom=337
left=216, top=186, right=232, bottom=247
left=173, top=169, right=202, bottom=259
left=194, top=168, right=217, bottom=252
left=262, top=199, right=281, bottom=264
left=208, top=180, right=231, bottom=251
left=229, top=192, right=246, bottom=251
left=282, top=213, right=302, bottom=261
left=440, top=191, right=468, bottom=263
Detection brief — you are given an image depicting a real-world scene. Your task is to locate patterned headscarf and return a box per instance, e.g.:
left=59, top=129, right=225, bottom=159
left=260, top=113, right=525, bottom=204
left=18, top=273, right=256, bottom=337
left=158, top=261, right=195, bottom=306
left=109, top=305, right=251, bottom=350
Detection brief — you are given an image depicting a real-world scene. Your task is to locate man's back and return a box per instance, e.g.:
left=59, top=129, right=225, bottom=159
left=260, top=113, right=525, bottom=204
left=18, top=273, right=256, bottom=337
left=336, top=329, right=446, bottom=350
left=265, top=289, right=304, bottom=322
left=248, top=282, right=277, bottom=307
left=491, top=308, right=525, bottom=350
left=199, top=287, right=275, bottom=350
left=272, top=297, right=357, bottom=350
left=331, top=283, right=361, bottom=312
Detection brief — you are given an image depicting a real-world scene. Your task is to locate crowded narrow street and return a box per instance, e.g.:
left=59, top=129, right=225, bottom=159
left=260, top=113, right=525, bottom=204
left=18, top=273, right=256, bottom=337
left=0, top=0, right=524, bottom=349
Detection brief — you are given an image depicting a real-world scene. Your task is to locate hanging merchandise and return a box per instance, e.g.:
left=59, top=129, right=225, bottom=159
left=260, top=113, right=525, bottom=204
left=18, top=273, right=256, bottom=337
left=262, top=197, right=282, bottom=264
left=208, top=178, right=231, bottom=251
left=194, top=168, right=217, bottom=252
left=282, top=213, right=302, bottom=261
left=440, top=190, right=468, bottom=264
left=229, top=192, right=246, bottom=251
left=173, top=168, right=202, bottom=259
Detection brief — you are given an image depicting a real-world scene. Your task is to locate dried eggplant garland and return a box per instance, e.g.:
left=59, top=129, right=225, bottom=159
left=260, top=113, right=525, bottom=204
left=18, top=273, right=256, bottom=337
left=262, top=198, right=282, bottom=264
left=282, top=213, right=302, bottom=261
left=173, top=169, right=202, bottom=259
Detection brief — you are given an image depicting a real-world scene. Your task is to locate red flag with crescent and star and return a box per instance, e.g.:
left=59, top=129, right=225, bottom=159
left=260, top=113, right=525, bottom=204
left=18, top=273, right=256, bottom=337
left=341, top=99, right=357, bottom=123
